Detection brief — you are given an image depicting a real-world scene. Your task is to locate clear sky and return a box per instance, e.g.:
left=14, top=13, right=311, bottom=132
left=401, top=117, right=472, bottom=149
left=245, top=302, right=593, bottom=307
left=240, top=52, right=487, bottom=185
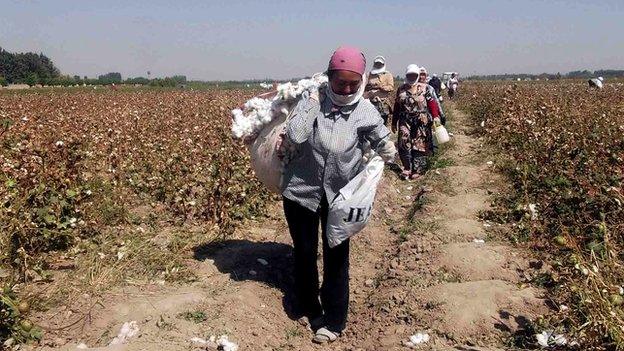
left=1, top=0, right=622, bottom=80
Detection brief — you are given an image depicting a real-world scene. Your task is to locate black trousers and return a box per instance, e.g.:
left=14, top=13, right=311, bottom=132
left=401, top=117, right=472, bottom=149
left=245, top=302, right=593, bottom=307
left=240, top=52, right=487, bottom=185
left=283, top=196, right=350, bottom=333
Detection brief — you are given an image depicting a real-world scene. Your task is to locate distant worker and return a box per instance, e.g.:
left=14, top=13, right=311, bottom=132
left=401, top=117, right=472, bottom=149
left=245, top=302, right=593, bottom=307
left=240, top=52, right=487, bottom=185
left=365, top=55, right=395, bottom=125
left=447, top=73, right=459, bottom=99
left=419, top=67, right=446, bottom=126
left=588, top=76, right=604, bottom=89
left=428, top=73, right=442, bottom=98
left=392, top=64, right=442, bottom=180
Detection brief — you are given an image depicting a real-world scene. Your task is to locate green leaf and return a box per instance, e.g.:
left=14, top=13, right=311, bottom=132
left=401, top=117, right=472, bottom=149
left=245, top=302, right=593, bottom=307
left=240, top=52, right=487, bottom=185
left=44, top=214, right=56, bottom=224
left=66, top=189, right=77, bottom=198
left=30, top=327, right=43, bottom=340
left=36, top=208, right=47, bottom=218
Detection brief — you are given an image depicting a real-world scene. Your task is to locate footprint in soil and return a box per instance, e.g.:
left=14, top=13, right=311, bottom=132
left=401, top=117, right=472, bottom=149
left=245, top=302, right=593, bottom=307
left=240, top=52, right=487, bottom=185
left=193, top=240, right=301, bottom=320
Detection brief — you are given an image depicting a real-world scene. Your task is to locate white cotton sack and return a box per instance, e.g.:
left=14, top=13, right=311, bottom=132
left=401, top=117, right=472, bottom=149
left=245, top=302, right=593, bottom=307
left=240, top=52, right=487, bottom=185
left=232, top=74, right=327, bottom=193
left=247, top=110, right=290, bottom=193
left=325, top=156, right=385, bottom=248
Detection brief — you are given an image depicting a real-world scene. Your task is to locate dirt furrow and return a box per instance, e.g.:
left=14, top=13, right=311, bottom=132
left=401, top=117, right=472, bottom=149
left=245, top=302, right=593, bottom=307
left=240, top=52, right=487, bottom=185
left=33, top=103, right=549, bottom=351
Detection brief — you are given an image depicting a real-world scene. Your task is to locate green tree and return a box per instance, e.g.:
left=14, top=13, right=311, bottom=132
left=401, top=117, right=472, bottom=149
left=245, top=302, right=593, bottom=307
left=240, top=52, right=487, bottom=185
left=25, top=72, right=39, bottom=86
left=97, top=72, right=122, bottom=84
left=0, top=47, right=60, bottom=84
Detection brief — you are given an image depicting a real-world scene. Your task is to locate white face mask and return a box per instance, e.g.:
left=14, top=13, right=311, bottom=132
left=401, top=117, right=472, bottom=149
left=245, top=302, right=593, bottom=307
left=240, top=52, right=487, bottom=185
left=406, top=78, right=418, bottom=86
left=327, top=74, right=366, bottom=106
left=371, top=64, right=386, bottom=75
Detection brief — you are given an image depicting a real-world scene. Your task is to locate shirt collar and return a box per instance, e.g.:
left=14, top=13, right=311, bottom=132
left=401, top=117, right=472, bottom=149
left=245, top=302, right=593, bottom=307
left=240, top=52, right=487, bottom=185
left=321, top=94, right=358, bottom=118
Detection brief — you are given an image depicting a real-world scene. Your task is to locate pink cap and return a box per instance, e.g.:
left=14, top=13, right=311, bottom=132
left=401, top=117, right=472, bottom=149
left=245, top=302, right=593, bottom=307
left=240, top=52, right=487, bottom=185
left=328, top=46, right=366, bottom=75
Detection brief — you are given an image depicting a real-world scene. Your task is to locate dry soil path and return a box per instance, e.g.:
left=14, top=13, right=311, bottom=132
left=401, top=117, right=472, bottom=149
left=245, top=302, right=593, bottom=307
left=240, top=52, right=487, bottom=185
left=32, top=103, right=549, bottom=351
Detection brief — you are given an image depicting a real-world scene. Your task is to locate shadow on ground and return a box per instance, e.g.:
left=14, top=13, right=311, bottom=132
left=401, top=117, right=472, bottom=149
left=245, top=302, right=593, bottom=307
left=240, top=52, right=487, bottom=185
left=494, top=310, right=536, bottom=349
left=193, top=239, right=302, bottom=320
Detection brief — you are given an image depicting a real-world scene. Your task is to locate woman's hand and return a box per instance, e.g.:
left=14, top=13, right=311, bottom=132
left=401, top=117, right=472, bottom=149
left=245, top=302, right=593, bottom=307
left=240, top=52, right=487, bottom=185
left=377, top=140, right=397, bottom=162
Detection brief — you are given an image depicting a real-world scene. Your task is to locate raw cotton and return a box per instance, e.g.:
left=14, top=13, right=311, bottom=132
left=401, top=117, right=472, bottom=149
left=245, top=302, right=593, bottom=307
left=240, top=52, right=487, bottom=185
left=190, top=335, right=238, bottom=351
left=109, top=321, right=139, bottom=345
left=535, top=330, right=567, bottom=348
left=231, top=74, right=328, bottom=140
left=404, top=332, right=430, bottom=348
left=217, top=335, right=239, bottom=351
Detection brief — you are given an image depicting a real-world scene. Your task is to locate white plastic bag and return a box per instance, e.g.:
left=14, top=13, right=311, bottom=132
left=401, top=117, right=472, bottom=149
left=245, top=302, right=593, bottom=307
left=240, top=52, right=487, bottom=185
left=326, top=156, right=385, bottom=248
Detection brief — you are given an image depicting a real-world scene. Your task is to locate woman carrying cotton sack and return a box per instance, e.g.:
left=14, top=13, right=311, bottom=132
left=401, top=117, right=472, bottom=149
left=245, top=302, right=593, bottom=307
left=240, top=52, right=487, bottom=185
left=281, top=46, right=395, bottom=344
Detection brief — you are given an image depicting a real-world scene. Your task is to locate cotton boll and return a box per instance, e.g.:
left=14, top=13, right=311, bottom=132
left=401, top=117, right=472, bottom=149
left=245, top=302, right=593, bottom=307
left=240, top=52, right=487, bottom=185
left=536, top=330, right=567, bottom=348
left=536, top=332, right=549, bottom=347
left=232, top=119, right=251, bottom=139
left=257, top=109, right=271, bottom=123
left=231, top=110, right=248, bottom=138
left=311, top=72, right=329, bottom=85
left=408, top=332, right=430, bottom=345
left=277, top=82, right=294, bottom=100
left=528, top=203, right=539, bottom=220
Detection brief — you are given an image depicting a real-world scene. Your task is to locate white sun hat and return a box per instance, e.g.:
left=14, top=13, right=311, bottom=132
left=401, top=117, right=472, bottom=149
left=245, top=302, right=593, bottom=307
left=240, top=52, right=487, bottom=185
left=405, top=64, right=420, bottom=75
left=373, top=55, right=386, bottom=64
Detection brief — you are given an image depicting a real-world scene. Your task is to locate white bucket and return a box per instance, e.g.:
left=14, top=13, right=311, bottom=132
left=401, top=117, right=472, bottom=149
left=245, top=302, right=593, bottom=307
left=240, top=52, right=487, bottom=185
left=435, top=124, right=450, bottom=144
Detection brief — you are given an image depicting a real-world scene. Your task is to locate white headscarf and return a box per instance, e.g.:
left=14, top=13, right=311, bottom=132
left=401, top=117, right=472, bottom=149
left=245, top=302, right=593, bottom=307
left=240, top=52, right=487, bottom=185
left=326, top=74, right=367, bottom=107
left=371, top=55, right=386, bottom=75
left=405, top=64, right=420, bottom=86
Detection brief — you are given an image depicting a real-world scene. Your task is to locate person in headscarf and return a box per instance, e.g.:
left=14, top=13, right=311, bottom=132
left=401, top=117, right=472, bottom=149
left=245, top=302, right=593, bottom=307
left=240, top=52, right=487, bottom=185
left=447, top=72, right=459, bottom=99
left=364, top=55, right=395, bottom=125
left=428, top=73, right=442, bottom=98
left=282, top=46, right=396, bottom=344
left=419, top=67, right=446, bottom=125
left=588, top=76, right=604, bottom=89
left=392, top=64, right=442, bottom=180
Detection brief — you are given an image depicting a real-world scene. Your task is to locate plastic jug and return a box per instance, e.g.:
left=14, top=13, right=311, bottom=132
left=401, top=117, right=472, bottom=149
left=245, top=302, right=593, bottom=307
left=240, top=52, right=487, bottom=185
left=434, top=123, right=450, bottom=144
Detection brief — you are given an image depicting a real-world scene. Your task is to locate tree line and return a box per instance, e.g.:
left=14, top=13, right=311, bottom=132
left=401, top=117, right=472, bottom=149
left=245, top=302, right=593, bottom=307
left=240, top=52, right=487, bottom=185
left=3, top=46, right=623, bottom=87
left=0, top=47, right=187, bottom=87
left=467, top=69, right=624, bottom=81
left=0, top=47, right=60, bottom=86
